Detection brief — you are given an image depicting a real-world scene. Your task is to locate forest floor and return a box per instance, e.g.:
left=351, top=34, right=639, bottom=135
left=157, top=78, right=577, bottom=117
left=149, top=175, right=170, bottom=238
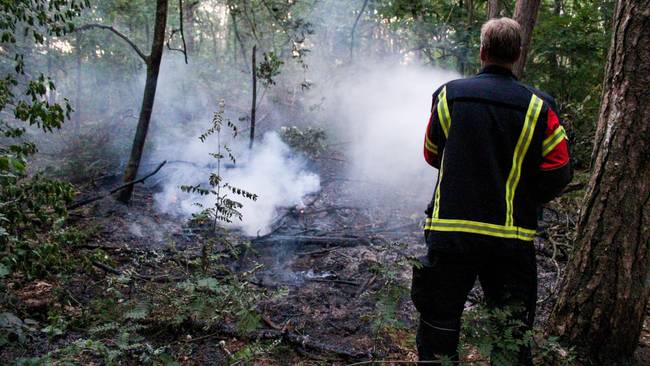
left=2, top=157, right=649, bottom=365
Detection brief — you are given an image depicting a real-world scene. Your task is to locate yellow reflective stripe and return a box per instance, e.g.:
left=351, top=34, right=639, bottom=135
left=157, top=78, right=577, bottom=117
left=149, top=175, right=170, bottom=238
left=437, top=86, right=451, bottom=137
left=505, top=95, right=543, bottom=227
left=432, top=151, right=445, bottom=219
left=425, top=135, right=438, bottom=154
left=542, top=126, right=567, bottom=156
left=424, top=218, right=536, bottom=241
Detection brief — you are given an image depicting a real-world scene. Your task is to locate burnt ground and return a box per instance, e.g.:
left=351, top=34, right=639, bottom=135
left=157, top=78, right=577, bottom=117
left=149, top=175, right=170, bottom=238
left=2, top=157, right=649, bottom=365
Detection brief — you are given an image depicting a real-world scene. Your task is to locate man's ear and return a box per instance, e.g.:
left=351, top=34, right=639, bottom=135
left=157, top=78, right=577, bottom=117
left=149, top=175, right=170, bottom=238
left=480, top=46, right=488, bottom=63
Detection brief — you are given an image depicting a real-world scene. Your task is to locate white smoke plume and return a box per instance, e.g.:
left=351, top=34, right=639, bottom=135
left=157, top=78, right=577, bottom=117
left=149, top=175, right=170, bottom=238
left=151, top=61, right=459, bottom=233
left=153, top=132, right=320, bottom=236
left=310, top=62, right=459, bottom=209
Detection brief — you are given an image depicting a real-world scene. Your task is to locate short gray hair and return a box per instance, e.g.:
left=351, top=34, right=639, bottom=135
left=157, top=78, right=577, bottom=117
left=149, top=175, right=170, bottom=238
left=480, top=17, right=522, bottom=64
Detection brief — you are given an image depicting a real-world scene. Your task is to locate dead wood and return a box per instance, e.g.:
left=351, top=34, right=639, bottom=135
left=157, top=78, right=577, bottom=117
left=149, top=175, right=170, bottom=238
left=174, top=321, right=370, bottom=361
left=252, top=235, right=370, bottom=248
left=561, top=182, right=586, bottom=195
left=91, top=260, right=186, bottom=283
left=296, top=246, right=341, bottom=257
left=355, top=275, right=376, bottom=297
left=301, top=206, right=362, bottom=216
left=69, top=161, right=167, bottom=209
left=306, top=278, right=359, bottom=286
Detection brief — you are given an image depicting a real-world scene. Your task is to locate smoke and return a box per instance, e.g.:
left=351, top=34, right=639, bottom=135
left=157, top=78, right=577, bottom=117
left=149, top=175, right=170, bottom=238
left=311, top=62, right=459, bottom=210
left=28, top=1, right=464, bottom=236
left=153, top=132, right=320, bottom=236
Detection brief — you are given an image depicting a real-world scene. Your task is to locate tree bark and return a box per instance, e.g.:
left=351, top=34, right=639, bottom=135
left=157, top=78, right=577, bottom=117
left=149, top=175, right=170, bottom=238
left=487, top=0, right=501, bottom=19
left=512, top=0, right=541, bottom=78
left=548, top=1, right=650, bottom=364
left=117, top=0, right=169, bottom=203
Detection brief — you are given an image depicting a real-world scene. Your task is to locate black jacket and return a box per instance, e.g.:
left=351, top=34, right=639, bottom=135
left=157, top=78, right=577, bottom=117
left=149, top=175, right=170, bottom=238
left=423, top=65, right=571, bottom=247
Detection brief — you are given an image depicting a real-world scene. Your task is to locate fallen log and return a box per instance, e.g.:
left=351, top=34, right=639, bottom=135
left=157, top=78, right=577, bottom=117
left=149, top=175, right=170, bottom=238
left=251, top=235, right=370, bottom=248
left=307, top=278, right=359, bottom=286
left=68, top=160, right=167, bottom=209
left=174, top=321, right=370, bottom=361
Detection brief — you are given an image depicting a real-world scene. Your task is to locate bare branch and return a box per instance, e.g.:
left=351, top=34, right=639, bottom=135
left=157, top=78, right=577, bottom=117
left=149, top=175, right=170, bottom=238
left=68, top=160, right=166, bottom=209
left=166, top=28, right=188, bottom=62
left=76, top=23, right=149, bottom=63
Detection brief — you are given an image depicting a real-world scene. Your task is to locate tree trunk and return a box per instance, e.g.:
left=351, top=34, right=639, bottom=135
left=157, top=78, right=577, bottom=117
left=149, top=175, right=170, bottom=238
left=512, top=0, right=541, bottom=78
left=487, top=0, right=501, bottom=19
left=249, top=45, right=257, bottom=150
left=117, top=0, right=169, bottom=203
left=350, top=0, right=369, bottom=62
left=182, top=0, right=199, bottom=54
left=548, top=1, right=650, bottom=364
left=74, top=34, right=82, bottom=133
left=228, top=6, right=249, bottom=71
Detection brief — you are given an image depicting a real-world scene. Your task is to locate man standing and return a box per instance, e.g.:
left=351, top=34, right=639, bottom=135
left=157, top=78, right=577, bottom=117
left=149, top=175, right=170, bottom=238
left=411, top=18, right=571, bottom=365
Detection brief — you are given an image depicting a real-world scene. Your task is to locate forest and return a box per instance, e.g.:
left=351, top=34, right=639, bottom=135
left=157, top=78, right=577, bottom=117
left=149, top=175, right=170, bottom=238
left=0, top=0, right=648, bottom=365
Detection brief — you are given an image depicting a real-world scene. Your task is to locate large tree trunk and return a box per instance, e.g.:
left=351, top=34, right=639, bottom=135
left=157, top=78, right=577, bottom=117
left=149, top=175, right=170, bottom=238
left=512, top=0, right=541, bottom=78
left=117, top=0, right=169, bottom=203
left=548, top=1, right=650, bottom=364
left=487, top=0, right=501, bottom=19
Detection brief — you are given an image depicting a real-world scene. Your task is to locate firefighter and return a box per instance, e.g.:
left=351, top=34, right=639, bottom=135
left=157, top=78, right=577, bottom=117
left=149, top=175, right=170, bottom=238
left=411, top=17, right=571, bottom=365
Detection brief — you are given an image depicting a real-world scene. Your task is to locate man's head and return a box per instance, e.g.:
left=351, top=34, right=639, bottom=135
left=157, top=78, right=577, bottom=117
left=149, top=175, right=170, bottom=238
left=480, top=17, right=522, bottom=68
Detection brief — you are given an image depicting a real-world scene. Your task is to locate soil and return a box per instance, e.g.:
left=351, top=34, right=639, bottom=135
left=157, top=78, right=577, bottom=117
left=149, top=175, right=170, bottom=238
left=2, top=157, right=649, bottom=365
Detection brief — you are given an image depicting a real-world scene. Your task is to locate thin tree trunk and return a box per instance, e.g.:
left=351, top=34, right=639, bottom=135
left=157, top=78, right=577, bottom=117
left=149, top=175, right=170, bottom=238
left=512, top=0, right=541, bottom=78
left=548, top=1, right=650, bottom=364
left=74, top=34, right=82, bottom=133
left=350, top=0, right=369, bottom=62
left=229, top=7, right=249, bottom=71
left=46, top=37, right=55, bottom=105
left=488, top=0, right=501, bottom=18
left=117, top=0, right=169, bottom=203
left=249, top=45, right=257, bottom=150
left=182, top=0, right=199, bottom=54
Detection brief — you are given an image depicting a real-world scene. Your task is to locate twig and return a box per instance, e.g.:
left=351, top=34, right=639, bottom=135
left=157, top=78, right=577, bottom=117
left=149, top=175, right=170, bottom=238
left=193, top=322, right=369, bottom=360
left=68, top=161, right=167, bottom=209
left=561, top=182, right=585, bottom=195
left=302, top=206, right=362, bottom=216
left=91, top=260, right=185, bottom=283
left=296, top=246, right=341, bottom=257
left=261, top=314, right=282, bottom=330
left=355, top=275, right=376, bottom=297
left=346, top=360, right=488, bottom=365
left=307, top=278, right=359, bottom=286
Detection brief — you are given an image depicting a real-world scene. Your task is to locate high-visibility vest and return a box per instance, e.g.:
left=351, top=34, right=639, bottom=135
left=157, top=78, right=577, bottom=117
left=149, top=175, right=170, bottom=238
left=423, top=65, right=571, bottom=243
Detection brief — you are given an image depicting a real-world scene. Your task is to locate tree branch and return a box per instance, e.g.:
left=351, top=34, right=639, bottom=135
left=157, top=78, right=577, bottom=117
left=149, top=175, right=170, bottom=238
left=68, top=160, right=167, bottom=209
left=76, top=23, right=149, bottom=63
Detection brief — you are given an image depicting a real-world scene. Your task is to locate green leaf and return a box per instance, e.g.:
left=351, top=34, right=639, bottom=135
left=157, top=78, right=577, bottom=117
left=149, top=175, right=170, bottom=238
left=0, top=263, right=10, bottom=278
left=197, top=277, right=220, bottom=292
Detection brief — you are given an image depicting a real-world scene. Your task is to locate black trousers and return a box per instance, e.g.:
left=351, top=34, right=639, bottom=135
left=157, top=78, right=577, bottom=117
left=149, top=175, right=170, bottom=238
left=411, top=238, right=537, bottom=365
